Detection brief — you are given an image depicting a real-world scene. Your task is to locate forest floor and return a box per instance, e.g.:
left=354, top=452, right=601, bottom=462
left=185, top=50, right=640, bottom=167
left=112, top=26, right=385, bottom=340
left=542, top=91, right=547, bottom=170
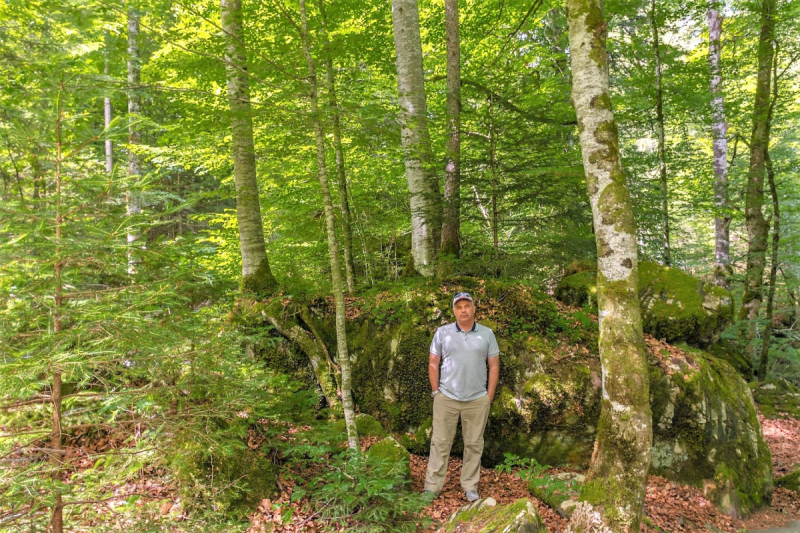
left=248, top=414, right=800, bottom=533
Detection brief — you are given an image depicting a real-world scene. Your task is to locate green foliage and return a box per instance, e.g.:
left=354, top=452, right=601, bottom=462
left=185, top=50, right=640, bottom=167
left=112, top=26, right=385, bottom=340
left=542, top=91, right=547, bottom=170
left=284, top=444, right=430, bottom=533
left=496, top=454, right=579, bottom=510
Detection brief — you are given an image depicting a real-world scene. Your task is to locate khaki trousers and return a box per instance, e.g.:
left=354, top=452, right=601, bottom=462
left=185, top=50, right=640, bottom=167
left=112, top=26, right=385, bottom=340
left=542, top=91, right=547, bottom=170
left=423, top=393, right=491, bottom=494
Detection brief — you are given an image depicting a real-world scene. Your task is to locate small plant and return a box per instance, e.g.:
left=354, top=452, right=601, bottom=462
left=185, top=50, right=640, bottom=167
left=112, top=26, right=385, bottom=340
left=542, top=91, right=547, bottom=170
left=495, top=454, right=579, bottom=507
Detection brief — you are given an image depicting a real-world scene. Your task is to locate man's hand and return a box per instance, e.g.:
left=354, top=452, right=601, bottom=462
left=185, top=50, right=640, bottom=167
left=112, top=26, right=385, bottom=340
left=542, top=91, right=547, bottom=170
left=487, top=356, right=500, bottom=402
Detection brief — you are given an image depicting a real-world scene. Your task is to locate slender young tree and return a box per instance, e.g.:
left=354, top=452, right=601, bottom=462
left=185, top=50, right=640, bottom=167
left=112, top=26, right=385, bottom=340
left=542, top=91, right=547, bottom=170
left=565, top=0, right=652, bottom=529
left=391, top=0, right=441, bottom=277
left=220, top=0, right=278, bottom=295
left=50, top=79, right=66, bottom=533
left=104, top=32, right=113, bottom=175
left=707, top=0, right=731, bottom=288
left=650, top=0, right=670, bottom=266
left=318, top=0, right=356, bottom=294
left=740, top=0, right=776, bottom=364
left=127, top=7, right=142, bottom=274
left=439, top=0, right=461, bottom=277
left=758, top=48, right=780, bottom=382
left=298, top=0, right=358, bottom=450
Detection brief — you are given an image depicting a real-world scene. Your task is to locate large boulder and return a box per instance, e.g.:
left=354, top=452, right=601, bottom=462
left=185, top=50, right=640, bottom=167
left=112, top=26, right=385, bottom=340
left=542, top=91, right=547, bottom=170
left=441, top=497, right=548, bottom=533
left=556, top=262, right=734, bottom=347
left=250, top=277, right=770, bottom=516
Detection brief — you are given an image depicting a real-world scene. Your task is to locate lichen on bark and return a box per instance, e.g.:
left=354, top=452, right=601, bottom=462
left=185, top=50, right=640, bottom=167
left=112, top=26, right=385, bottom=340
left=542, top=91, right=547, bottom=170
left=566, top=0, right=652, bottom=527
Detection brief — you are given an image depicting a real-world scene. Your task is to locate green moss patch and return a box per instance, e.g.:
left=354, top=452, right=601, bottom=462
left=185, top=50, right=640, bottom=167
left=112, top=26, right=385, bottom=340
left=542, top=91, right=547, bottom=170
left=366, top=436, right=411, bottom=486
left=750, top=379, right=800, bottom=419
left=776, top=469, right=800, bottom=493
left=444, top=498, right=548, bottom=533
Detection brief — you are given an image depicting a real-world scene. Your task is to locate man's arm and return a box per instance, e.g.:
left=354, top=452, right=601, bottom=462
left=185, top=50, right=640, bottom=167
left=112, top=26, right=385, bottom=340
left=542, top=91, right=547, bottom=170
left=487, top=356, right=500, bottom=401
left=429, top=353, right=441, bottom=393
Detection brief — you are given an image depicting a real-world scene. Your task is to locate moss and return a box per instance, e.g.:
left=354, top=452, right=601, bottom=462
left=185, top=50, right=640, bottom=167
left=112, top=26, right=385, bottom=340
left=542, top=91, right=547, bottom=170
left=706, top=338, right=753, bottom=381
left=332, top=413, right=387, bottom=438
left=649, top=346, right=773, bottom=515
left=555, top=271, right=597, bottom=309
left=445, top=498, right=546, bottom=533
left=775, top=469, right=800, bottom=492
left=173, top=444, right=278, bottom=519
left=750, top=379, right=800, bottom=419
left=366, top=436, right=411, bottom=485
left=241, top=258, right=278, bottom=297
left=556, top=262, right=735, bottom=347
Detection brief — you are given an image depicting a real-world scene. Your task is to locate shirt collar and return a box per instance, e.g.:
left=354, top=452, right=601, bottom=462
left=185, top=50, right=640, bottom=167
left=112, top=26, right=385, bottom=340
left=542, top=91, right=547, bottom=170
left=455, top=321, right=477, bottom=333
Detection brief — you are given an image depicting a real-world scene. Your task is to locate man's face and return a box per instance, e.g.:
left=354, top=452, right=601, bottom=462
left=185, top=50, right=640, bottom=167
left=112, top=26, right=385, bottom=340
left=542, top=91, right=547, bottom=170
left=453, top=299, right=475, bottom=323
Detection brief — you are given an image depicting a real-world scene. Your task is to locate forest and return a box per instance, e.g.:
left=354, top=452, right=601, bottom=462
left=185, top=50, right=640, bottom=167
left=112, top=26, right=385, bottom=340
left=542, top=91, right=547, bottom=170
left=1, top=0, right=800, bottom=531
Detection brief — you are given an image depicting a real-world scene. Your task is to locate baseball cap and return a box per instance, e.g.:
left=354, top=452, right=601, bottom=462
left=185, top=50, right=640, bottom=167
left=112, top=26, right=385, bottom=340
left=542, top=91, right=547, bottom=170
left=452, top=292, right=474, bottom=306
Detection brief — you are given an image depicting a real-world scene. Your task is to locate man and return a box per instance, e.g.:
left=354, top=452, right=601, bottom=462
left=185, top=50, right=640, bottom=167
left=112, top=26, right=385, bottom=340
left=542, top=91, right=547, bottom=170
left=423, top=292, right=500, bottom=503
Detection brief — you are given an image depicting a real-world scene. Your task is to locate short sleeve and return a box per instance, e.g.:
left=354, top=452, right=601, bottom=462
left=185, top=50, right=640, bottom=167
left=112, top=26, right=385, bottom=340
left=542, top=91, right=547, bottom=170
left=487, top=330, right=500, bottom=357
left=430, top=328, right=442, bottom=356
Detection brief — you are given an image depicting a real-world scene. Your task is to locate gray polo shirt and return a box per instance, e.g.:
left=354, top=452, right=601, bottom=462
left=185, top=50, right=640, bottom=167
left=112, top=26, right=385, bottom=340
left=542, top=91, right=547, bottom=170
left=430, top=322, right=500, bottom=402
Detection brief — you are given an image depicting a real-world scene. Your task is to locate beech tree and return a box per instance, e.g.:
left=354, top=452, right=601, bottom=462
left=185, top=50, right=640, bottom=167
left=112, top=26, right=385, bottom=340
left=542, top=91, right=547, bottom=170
left=391, top=0, right=441, bottom=277
left=127, top=7, right=142, bottom=274
left=220, top=0, right=278, bottom=294
left=298, top=0, right=359, bottom=449
left=707, top=0, right=731, bottom=288
left=565, top=0, right=652, bottom=529
left=439, top=0, right=461, bottom=277
left=740, top=0, right=777, bottom=365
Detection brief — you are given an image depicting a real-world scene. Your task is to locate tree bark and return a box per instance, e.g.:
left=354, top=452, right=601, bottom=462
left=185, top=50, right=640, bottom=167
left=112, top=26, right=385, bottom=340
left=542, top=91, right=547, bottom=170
left=50, top=80, right=65, bottom=533
left=740, top=0, right=776, bottom=365
left=489, top=96, right=500, bottom=275
left=220, top=0, right=278, bottom=295
left=650, top=0, right=670, bottom=266
left=707, top=0, right=731, bottom=288
left=758, top=46, right=780, bottom=382
left=127, top=8, right=142, bottom=275
left=105, top=32, right=113, bottom=175
left=298, top=0, right=358, bottom=450
left=264, top=308, right=340, bottom=409
left=565, top=0, right=652, bottom=529
left=438, top=0, right=461, bottom=277
left=317, top=0, right=356, bottom=295
left=391, top=0, right=441, bottom=277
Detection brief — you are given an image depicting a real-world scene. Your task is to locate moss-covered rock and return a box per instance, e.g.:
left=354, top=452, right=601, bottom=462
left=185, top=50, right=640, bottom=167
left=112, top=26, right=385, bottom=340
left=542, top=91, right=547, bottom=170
left=172, top=445, right=278, bottom=519
left=776, top=469, right=800, bottom=492
left=332, top=413, right=387, bottom=438
left=648, top=344, right=772, bottom=516
left=366, top=436, right=411, bottom=486
left=750, top=379, right=800, bottom=419
left=443, top=498, right=548, bottom=533
left=705, top=338, right=753, bottom=381
left=244, top=277, right=770, bottom=516
left=555, top=262, right=734, bottom=346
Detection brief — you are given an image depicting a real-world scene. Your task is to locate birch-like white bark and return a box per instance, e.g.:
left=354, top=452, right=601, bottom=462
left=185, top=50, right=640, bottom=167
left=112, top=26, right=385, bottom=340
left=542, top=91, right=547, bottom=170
left=221, top=0, right=277, bottom=293
left=392, top=0, right=441, bottom=277
left=298, top=0, right=358, bottom=450
left=707, top=1, right=731, bottom=288
left=127, top=8, right=142, bottom=275
left=566, top=0, right=652, bottom=529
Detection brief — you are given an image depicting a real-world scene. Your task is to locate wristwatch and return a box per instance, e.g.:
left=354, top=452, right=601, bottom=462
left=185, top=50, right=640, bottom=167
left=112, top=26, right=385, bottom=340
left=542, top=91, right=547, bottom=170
left=431, top=390, right=440, bottom=398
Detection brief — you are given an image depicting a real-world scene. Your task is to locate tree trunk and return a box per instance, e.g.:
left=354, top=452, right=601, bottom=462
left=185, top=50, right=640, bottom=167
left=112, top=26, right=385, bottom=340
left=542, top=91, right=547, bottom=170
left=650, top=0, right=670, bottom=266
left=317, top=0, right=356, bottom=295
left=391, top=0, right=441, bottom=277
left=264, top=308, right=341, bottom=409
left=565, top=0, right=652, bottom=529
left=127, top=8, right=142, bottom=275
left=707, top=0, right=731, bottom=288
left=439, top=0, right=461, bottom=277
left=740, top=0, right=776, bottom=365
left=298, top=0, right=358, bottom=450
left=50, top=80, right=65, bottom=533
left=757, top=46, right=780, bottom=382
left=105, top=32, right=113, bottom=175
left=220, top=0, right=278, bottom=296
left=758, top=148, right=778, bottom=382
left=489, top=96, right=500, bottom=275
